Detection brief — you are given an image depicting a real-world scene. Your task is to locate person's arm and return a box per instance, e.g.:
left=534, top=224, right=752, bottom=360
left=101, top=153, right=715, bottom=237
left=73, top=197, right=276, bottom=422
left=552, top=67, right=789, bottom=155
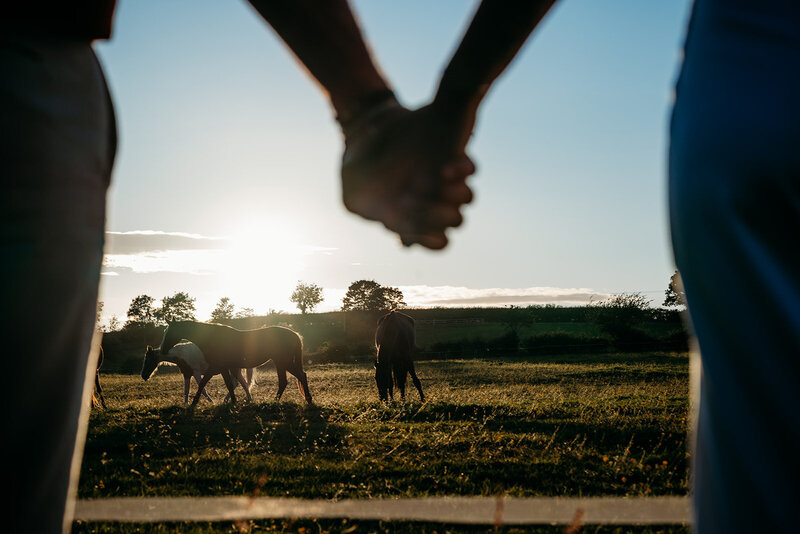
left=246, top=0, right=396, bottom=124
left=434, top=0, right=558, bottom=149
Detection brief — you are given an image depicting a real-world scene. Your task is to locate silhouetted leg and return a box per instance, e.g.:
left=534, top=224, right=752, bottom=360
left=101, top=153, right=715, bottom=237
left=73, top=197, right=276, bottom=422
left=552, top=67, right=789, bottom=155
left=409, top=366, right=425, bottom=402
left=4, top=36, right=115, bottom=534
left=222, top=369, right=237, bottom=404
left=194, top=373, right=214, bottom=403
left=233, top=368, right=252, bottom=401
left=289, top=365, right=313, bottom=404
left=94, top=373, right=106, bottom=408
left=192, top=372, right=214, bottom=406
left=275, top=367, right=288, bottom=400
left=246, top=367, right=255, bottom=389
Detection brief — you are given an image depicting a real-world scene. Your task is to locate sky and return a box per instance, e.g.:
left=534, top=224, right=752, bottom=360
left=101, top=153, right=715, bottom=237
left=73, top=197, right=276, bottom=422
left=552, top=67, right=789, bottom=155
left=94, top=0, right=693, bottom=325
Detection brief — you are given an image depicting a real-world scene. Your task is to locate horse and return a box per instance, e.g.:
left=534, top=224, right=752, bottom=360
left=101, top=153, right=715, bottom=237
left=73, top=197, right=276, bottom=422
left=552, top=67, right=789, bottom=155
left=141, top=343, right=254, bottom=404
left=159, top=320, right=313, bottom=406
left=374, top=310, right=424, bottom=402
left=91, top=346, right=107, bottom=409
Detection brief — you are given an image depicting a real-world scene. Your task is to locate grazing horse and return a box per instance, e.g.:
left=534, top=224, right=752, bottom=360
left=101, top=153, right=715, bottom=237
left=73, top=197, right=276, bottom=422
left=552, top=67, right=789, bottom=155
left=159, top=320, right=313, bottom=406
left=374, top=310, right=424, bottom=402
left=91, top=346, right=107, bottom=409
left=141, top=343, right=254, bottom=404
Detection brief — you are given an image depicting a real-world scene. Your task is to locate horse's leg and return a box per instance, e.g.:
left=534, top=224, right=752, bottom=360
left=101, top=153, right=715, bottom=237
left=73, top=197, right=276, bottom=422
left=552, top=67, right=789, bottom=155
left=194, top=372, right=213, bottom=403
left=246, top=367, right=255, bottom=389
left=288, top=365, right=313, bottom=404
left=234, top=368, right=252, bottom=401
left=183, top=375, right=191, bottom=404
left=409, top=365, right=425, bottom=402
left=222, top=369, right=237, bottom=404
left=275, top=366, right=288, bottom=401
left=191, top=372, right=214, bottom=407
left=95, top=372, right=106, bottom=408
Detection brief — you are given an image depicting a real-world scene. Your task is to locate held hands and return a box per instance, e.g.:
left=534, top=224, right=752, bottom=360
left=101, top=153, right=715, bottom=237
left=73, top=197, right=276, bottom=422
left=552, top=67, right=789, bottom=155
left=340, top=98, right=476, bottom=250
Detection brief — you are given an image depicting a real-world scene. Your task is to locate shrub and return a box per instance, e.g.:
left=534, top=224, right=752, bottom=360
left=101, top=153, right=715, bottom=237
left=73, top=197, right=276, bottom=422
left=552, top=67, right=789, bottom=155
left=312, top=342, right=354, bottom=363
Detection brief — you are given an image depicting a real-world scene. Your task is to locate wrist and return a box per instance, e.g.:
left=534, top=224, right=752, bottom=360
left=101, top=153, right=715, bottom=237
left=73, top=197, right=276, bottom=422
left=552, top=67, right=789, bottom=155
left=433, top=83, right=484, bottom=119
left=335, top=89, right=400, bottom=138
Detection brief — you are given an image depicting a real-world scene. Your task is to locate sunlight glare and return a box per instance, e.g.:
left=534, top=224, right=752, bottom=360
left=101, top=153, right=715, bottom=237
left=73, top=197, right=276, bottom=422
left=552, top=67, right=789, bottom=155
left=220, top=219, right=308, bottom=312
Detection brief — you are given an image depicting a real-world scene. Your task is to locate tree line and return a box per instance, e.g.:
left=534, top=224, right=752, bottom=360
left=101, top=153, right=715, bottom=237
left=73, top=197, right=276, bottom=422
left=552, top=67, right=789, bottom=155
left=103, top=271, right=686, bottom=332
left=103, top=279, right=406, bottom=331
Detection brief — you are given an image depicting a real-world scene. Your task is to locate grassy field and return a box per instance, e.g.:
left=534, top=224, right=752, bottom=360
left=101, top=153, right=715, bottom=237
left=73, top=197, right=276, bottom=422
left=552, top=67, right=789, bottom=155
left=75, top=352, right=690, bottom=533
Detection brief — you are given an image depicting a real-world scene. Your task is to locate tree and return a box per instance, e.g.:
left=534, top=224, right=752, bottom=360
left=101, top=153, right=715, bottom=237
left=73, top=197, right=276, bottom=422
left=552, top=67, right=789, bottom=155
left=155, top=291, right=196, bottom=323
left=341, top=280, right=405, bottom=312
left=380, top=286, right=406, bottom=310
left=290, top=281, right=324, bottom=314
left=587, top=292, right=652, bottom=341
left=127, top=294, right=156, bottom=325
left=663, top=270, right=687, bottom=308
left=96, top=300, right=104, bottom=328
left=210, top=297, right=235, bottom=324
left=235, top=307, right=255, bottom=319
left=107, top=315, right=121, bottom=332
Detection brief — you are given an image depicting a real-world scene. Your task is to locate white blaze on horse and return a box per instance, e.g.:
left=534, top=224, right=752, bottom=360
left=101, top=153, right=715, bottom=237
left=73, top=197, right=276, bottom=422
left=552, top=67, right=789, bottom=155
left=141, top=342, right=253, bottom=404
left=159, top=320, right=313, bottom=406
left=374, top=310, right=424, bottom=402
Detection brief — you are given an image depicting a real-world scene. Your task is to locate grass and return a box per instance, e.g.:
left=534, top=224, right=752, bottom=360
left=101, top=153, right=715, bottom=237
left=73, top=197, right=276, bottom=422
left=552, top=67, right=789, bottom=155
left=75, top=352, right=690, bottom=533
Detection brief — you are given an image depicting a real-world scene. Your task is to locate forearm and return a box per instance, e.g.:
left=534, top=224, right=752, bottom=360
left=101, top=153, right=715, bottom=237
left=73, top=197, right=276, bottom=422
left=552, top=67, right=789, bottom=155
left=247, top=0, right=394, bottom=118
left=435, top=0, right=557, bottom=115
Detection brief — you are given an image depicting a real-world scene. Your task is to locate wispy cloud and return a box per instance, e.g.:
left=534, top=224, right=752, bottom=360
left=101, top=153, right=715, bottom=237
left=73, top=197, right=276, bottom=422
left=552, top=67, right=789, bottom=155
left=105, top=230, right=226, bottom=255
left=103, top=250, right=227, bottom=275
left=103, top=230, right=335, bottom=275
left=398, top=285, right=607, bottom=307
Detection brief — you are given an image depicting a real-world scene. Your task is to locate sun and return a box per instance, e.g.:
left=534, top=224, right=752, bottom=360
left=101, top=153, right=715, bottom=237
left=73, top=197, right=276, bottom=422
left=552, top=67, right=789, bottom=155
left=219, top=219, right=308, bottom=311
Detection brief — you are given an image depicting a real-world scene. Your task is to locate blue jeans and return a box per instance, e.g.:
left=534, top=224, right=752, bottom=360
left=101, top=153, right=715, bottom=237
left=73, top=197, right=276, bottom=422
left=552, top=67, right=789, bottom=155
left=669, top=1, right=800, bottom=531
left=1, top=32, right=115, bottom=533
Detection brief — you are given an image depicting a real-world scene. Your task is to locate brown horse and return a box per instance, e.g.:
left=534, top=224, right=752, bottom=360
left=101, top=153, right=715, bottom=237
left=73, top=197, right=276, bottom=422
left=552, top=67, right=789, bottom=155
left=159, top=320, right=313, bottom=406
left=374, top=310, right=424, bottom=402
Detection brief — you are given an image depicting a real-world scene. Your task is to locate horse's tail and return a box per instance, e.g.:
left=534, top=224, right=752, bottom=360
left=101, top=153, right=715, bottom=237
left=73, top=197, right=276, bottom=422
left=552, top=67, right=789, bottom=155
left=293, top=331, right=305, bottom=369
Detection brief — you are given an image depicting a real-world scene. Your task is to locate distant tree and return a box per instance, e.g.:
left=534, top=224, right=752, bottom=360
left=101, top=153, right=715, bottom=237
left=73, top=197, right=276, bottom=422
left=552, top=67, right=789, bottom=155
left=588, top=292, right=652, bottom=341
left=96, top=300, right=104, bottom=328
left=210, top=297, right=235, bottom=324
left=235, top=306, right=255, bottom=319
left=342, top=280, right=405, bottom=312
left=501, top=305, right=533, bottom=335
left=380, top=286, right=406, bottom=310
left=127, top=294, right=157, bottom=325
left=663, top=270, right=687, bottom=308
left=291, top=281, right=324, bottom=314
left=107, top=315, right=122, bottom=332
left=155, top=291, right=196, bottom=324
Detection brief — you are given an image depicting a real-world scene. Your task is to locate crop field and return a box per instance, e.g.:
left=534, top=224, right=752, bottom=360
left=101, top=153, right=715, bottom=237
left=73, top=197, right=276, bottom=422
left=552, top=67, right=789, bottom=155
left=74, top=352, right=690, bottom=533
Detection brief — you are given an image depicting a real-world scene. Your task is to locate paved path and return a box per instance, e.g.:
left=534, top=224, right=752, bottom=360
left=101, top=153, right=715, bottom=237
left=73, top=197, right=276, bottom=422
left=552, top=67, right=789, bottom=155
left=75, top=496, right=691, bottom=525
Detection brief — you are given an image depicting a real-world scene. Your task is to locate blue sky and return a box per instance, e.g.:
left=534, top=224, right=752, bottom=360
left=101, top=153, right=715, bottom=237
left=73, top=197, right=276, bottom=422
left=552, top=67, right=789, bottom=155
left=95, top=0, right=692, bottom=324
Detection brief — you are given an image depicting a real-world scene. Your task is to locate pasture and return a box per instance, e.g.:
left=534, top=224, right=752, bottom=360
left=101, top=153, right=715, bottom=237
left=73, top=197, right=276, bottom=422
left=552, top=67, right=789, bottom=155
left=75, top=352, right=690, bottom=533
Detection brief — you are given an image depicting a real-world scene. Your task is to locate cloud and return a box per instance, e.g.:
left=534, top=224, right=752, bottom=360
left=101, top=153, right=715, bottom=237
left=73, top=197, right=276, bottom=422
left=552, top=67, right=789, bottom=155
left=103, top=250, right=227, bottom=275
left=398, top=285, right=607, bottom=307
left=105, top=231, right=226, bottom=255
left=103, top=230, right=336, bottom=275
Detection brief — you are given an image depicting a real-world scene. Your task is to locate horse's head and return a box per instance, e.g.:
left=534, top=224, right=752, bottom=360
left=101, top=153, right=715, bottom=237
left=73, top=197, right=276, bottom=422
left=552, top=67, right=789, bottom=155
left=141, top=345, right=161, bottom=381
left=374, top=357, right=392, bottom=401
left=159, top=321, right=181, bottom=354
